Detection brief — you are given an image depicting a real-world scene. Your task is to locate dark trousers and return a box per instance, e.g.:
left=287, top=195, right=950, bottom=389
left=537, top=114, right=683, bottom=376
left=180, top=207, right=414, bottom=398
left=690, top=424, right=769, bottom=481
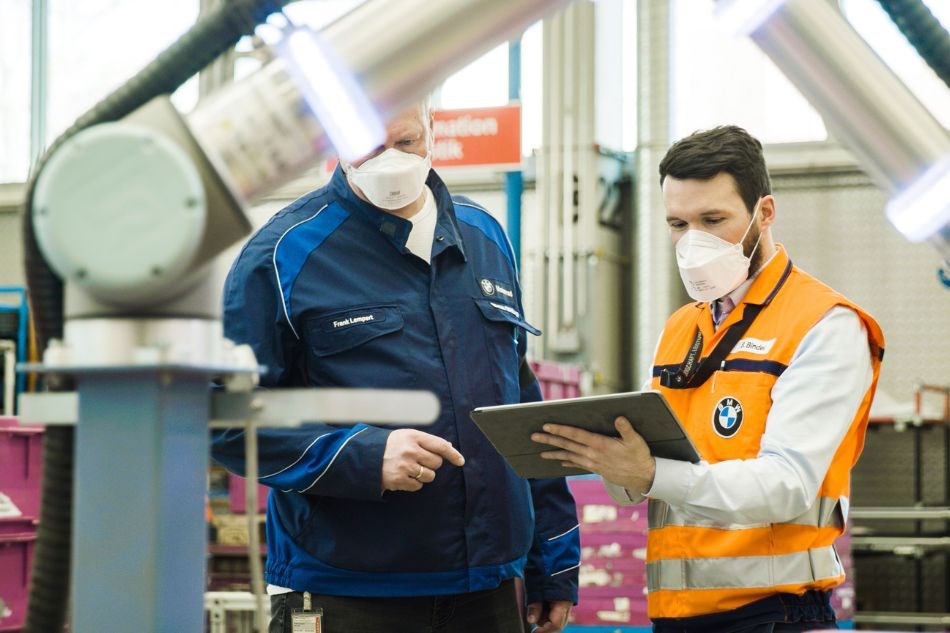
left=652, top=590, right=838, bottom=633
left=269, top=578, right=524, bottom=633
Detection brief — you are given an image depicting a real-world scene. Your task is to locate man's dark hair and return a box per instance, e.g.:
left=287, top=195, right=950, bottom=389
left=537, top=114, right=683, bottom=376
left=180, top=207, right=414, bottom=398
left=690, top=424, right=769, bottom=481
left=658, top=125, right=771, bottom=214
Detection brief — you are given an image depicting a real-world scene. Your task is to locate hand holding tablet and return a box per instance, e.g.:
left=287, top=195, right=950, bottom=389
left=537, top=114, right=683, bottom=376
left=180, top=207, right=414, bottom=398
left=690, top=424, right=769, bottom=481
left=470, top=391, right=699, bottom=479
left=531, top=416, right=659, bottom=495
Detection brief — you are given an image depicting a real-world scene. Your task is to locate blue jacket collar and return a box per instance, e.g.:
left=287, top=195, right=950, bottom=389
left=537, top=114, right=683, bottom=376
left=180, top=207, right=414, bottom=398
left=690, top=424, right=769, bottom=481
left=428, top=172, right=467, bottom=262
left=329, top=165, right=466, bottom=261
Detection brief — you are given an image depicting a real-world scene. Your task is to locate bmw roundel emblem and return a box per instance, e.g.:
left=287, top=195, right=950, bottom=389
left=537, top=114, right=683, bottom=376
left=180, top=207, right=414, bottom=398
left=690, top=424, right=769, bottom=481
left=713, top=397, right=743, bottom=438
left=480, top=278, right=496, bottom=295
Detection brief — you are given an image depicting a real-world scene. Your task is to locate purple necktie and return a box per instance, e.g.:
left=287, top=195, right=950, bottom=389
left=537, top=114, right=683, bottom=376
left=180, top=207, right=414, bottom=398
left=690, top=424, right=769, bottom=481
left=712, top=296, right=736, bottom=328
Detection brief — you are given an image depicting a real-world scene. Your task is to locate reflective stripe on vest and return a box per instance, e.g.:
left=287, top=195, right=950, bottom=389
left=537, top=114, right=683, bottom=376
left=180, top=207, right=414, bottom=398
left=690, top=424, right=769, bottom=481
left=646, top=545, right=843, bottom=591
left=649, top=496, right=843, bottom=530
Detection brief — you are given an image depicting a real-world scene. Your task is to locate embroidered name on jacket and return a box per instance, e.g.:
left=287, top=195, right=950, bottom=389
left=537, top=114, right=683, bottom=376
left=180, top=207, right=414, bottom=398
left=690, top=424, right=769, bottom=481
left=318, top=307, right=394, bottom=333
left=332, top=314, right=376, bottom=329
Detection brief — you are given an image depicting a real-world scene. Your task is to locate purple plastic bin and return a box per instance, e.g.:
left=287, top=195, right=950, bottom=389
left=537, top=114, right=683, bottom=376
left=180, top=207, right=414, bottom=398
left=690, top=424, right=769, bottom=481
left=0, top=417, right=44, bottom=520
left=228, top=474, right=269, bottom=514
left=0, top=517, right=36, bottom=632
left=530, top=360, right=582, bottom=401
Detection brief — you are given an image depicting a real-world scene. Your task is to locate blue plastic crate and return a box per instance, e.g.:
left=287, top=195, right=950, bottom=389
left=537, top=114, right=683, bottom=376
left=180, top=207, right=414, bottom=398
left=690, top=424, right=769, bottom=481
left=0, top=287, right=28, bottom=409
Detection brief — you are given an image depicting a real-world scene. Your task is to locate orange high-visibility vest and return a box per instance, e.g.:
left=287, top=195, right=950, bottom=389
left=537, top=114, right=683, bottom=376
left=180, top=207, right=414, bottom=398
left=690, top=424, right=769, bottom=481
left=647, top=245, right=884, bottom=619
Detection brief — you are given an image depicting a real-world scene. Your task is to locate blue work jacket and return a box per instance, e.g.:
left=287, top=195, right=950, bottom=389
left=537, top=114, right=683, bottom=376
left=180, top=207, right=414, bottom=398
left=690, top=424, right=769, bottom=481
left=212, top=167, right=580, bottom=604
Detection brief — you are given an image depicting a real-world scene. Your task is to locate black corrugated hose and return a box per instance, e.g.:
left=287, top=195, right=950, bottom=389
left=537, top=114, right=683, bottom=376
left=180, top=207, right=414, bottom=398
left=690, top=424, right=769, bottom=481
left=21, top=2, right=289, bottom=631
left=875, top=0, right=950, bottom=90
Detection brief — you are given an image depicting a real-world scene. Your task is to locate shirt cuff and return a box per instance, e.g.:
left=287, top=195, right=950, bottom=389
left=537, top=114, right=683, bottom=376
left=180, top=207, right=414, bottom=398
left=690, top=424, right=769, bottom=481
left=645, top=457, right=696, bottom=505
left=604, top=480, right=643, bottom=505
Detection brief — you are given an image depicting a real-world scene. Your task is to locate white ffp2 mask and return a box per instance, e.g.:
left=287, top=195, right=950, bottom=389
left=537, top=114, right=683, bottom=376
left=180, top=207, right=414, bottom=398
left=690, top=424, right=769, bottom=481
left=344, top=148, right=431, bottom=210
left=675, top=201, right=762, bottom=302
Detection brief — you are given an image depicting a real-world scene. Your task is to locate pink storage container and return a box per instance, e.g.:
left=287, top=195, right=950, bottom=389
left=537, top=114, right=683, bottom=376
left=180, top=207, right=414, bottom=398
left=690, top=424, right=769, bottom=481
left=570, top=477, right=649, bottom=534
left=0, top=417, right=44, bottom=520
left=228, top=474, right=269, bottom=514
left=581, top=543, right=648, bottom=572
left=568, top=477, right=612, bottom=502
left=0, top=517, right=37, bottom=632
left=529, top=360, right=581, bottom=401
left=580, top=576, right=648, bottom=598
left=569, top=476, right=651, bottom=620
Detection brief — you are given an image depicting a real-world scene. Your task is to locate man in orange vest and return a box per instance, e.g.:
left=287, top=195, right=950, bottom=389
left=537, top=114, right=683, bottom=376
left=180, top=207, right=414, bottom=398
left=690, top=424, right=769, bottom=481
left=532, top=126, right=884, bottom=632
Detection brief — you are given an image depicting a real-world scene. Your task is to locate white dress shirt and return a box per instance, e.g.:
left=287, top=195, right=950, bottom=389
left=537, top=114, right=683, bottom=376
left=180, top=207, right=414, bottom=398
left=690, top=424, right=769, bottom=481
left=404, top=186, right=437, bottom=263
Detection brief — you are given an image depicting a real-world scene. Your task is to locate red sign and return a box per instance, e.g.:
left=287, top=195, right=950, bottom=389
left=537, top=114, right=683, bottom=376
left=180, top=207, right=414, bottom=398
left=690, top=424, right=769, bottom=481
left=431, top=104, right=521, bottom=169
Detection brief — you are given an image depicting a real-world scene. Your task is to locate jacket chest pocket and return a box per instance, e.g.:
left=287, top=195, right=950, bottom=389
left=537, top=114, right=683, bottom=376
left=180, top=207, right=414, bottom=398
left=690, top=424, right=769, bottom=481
left=304, top=305, right=409, bottom=387
left=473, top=298, right=541, bottom=404
left=687, top=370, right=775, bottom=462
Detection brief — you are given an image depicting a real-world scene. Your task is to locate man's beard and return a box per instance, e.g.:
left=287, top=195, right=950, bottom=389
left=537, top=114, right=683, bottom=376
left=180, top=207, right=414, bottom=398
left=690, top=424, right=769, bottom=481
left=743, top=223, right=763, bottom=274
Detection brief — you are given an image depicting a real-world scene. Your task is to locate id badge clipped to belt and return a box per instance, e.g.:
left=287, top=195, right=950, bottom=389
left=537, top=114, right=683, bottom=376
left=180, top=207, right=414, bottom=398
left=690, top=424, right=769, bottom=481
left=291, top=591, right=323, bottom=633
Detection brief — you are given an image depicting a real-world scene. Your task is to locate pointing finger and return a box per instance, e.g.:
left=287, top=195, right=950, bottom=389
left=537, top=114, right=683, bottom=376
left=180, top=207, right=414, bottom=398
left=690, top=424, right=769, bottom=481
left=417, top=433, right=466, bottom=466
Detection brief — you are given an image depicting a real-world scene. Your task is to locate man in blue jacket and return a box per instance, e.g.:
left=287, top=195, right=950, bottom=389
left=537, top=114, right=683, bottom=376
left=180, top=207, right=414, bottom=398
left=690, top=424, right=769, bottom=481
left=212, top=100, right=580, bottom=633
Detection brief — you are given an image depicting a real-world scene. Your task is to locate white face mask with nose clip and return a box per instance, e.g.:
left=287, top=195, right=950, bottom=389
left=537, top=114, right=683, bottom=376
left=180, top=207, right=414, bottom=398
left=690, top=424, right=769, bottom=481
left=674, top=200, right=763, bottom=303
left=344, top=148, right=431, bottom=210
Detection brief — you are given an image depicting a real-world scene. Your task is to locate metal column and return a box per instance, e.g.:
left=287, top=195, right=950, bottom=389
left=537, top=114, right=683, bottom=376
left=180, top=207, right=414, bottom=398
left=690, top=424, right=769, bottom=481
left=72, top=369, right=210, bottom=633
left=632, top=0, right=684, bottom=387
left=30, top=0, right=48, bottom=169
left=506, top=37, right=524, bottom=271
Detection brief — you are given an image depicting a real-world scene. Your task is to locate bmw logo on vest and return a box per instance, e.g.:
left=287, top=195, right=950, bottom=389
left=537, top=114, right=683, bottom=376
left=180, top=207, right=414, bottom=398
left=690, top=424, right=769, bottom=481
left=713, top=397, right=743, bottom=438
left=480, top=278, right=496, bottom=295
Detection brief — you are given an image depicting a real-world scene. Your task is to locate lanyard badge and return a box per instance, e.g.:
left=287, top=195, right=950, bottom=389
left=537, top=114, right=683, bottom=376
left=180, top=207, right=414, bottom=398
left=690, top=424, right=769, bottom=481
left=660, top=328, right=704, bottom=388
left=292, top=592, right=323, bottom=633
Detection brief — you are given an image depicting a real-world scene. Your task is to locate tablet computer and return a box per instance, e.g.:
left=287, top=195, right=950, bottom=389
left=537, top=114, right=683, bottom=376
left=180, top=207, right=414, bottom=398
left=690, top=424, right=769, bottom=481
left=470, top=391, right=700, bottom=479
